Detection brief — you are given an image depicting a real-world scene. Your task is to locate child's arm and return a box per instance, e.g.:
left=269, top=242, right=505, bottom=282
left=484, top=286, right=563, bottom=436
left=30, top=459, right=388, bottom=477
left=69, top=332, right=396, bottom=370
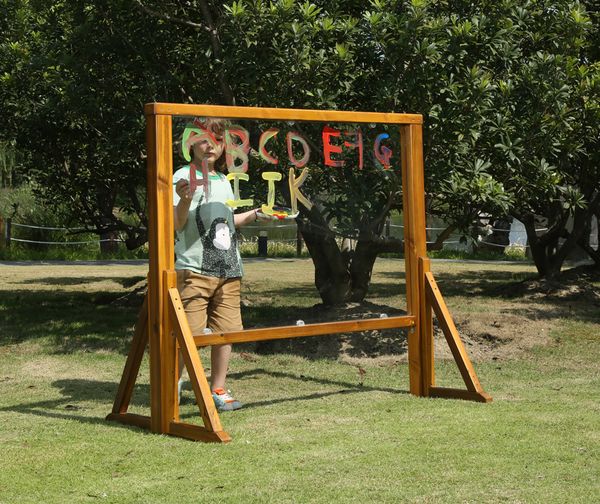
left=233, top=208, right=259, bottom=228
left=174, top=179, right=193, bottom=231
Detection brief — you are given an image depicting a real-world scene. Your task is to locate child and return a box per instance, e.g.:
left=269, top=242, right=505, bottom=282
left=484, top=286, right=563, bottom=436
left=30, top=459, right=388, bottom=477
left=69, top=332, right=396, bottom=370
left=173, top=117, right=258, bottom=411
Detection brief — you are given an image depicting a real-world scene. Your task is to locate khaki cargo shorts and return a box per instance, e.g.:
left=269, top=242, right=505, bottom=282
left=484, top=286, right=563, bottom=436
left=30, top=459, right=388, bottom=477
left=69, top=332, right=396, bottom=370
left=176, top=270, right=243, bottom=336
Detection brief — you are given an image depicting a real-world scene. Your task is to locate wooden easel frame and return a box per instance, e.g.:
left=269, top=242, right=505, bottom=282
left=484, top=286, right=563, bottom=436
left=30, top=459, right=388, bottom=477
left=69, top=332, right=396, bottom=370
left=107, top=103, right=491, bottom=443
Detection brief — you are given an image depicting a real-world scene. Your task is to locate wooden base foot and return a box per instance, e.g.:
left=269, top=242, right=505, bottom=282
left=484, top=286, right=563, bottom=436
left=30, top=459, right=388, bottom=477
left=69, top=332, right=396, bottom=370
left=428, top=387, right=493, bottom=403
left=106, top=413, right=231, bottom=442
left=106, top=412, right=152, bottom=429
left=169, top=421, right=231, bottom=443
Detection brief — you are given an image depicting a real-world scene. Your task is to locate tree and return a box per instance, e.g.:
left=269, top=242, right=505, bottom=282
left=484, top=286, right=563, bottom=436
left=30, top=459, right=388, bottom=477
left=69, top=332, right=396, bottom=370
left=2, top=0, right=599, bottom=302
left=1, top=0, right=219, bottom=248
left=355, top=0, right=599, bottom=278
left=458, top=1, right=600, bottom=278
left=217, top=0, right=514, bottom=302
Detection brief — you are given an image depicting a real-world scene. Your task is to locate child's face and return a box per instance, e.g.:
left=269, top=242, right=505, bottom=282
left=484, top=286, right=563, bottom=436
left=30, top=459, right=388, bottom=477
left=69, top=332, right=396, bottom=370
left=192, top=131, right=224, bottom=164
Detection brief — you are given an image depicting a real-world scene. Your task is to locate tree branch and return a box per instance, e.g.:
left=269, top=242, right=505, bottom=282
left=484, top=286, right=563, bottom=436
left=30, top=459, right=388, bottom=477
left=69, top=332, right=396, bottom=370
left=427, top=224, right=456, bottom=251
left=367, top=175, right=400, bottom=236
left=197, top=0, right=235, bottom=105
left=577, top=236, right=600, bottom=265
left=370, top=235, right=404, bottom=254
left=134, top=0, right=211, bottom=32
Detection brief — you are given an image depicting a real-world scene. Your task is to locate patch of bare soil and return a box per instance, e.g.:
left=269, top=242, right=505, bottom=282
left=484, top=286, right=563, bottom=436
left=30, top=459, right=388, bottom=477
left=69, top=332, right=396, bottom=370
left=246, top=265, right=600, bottom=365
left=495, top=264, right=600, bottom=298
left=447, top=311, right=553, bottom=362
left=245, top=302, right=553, bottom=365
left=104, top=264, right=599, bottom=365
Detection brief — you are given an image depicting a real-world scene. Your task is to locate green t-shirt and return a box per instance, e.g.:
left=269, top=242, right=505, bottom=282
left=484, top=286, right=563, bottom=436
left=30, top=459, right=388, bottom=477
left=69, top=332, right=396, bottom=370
left=173, top=165, right=243, bottom=278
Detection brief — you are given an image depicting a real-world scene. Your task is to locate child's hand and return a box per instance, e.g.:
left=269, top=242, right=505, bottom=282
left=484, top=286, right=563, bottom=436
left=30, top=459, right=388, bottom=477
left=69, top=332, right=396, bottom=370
left=176, top=179, right=193, bottom=202
left=255, top=209, right=274, bottom=222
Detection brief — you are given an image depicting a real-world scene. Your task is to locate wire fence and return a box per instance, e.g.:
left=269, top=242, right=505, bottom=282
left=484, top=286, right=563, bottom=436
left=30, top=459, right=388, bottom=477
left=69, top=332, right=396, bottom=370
left=1, top=218, right=539, bottom=251
left=10, top=222, right=88, bottom=231
left=239, top=222, right=538, bottom=250
left=9, top=238, right=123, bottom=245
left=388, top=223, right=549, bottom=233
left=1, top=219, right=124, bottom=247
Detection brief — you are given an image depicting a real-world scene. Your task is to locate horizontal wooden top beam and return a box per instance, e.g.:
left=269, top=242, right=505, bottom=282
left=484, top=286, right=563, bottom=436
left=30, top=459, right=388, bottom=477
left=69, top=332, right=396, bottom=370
left=144, top=103, right=422, bottom=125
left=193, top=315, right=415, bottom=347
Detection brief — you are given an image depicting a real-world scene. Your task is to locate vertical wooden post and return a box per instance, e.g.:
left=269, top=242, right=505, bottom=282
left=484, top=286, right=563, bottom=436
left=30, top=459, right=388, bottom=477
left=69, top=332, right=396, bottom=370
left=146, top=113, right=174, bottom=433
left=419, top=256, right=434, bottom=394
left=400, top=123, right=427, bottom=396
left=163, top=270, right=179, bottom=425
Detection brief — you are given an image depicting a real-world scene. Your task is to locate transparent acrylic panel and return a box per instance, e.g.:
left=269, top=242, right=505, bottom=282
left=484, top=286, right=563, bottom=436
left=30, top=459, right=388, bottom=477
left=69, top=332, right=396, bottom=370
left=169, top=113, right=409, bottom=357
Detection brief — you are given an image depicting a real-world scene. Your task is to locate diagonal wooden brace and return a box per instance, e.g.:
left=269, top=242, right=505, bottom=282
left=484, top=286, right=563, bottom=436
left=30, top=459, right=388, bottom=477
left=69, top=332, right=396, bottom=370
left=167, top=287, right=227, bottom=435
left=424, top=270, right=492, bottom=403
left=110, top=295, right=149, bottom=415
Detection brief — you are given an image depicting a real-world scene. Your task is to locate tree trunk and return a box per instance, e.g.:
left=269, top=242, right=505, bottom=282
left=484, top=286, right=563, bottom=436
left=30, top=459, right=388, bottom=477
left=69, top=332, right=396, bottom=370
left=297, top=207, right=404, bottom=305
left=124, top=229, right=148, bottom=250
left=348, top=239, right=379, bottom=302
left=577, top=210, right=600, bottom=267
left=527, top=237, right=561, bottom=279
left=478, top=217, right=511, bottom=252
left=521, top=198, right=600, bottom=279
left=100, top=230, right=119, bottom=254
left=298, top=209, right=351, bottom=305
left=96, top=189, right=118, bottom=254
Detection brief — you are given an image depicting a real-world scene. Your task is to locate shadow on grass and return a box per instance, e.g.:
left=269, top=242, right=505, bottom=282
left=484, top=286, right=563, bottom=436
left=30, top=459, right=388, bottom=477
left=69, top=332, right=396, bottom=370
left=258, top=268, right=406, bottom=304
left=11, top=275, right=146, bottom=288
left=0, top=287, right=409, bottom=359
left=0, top=289, right=139, bottom=353
left=1, top=371, right=407, bottom=429
left=181, top=368, right=408, bottom=415
left=0, top=379, right=150, bottom=435
left=5, top=265, right=596, bottom=361
left=237, top=330, right=409, bottom=360
left=376, top=267, right=600, bottom=323
left=253, top=277, right=408, bottom=304
left=377, top=268, right=530, bottom=298
left=427, top=269, right=538, bottom=298
left=240, top=300, right=410, bottom=359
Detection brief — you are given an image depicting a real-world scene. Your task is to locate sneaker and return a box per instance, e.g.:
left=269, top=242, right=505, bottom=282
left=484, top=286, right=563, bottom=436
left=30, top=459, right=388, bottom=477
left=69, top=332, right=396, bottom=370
left=212, top=388, right=243, bottom=411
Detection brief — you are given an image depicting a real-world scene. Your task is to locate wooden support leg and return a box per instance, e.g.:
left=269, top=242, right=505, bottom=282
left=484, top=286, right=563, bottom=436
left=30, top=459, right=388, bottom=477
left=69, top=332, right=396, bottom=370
left=168, top=287, right=230, bottom=442
left=424, top=272, right=492, bottom=403
left=419, top=257, right=434, bottom=395
left=401, top=123, right=427, bottom=396
left=109, top=295, right=149, bottom=415
left=162, top=271, right=179, bottom=427
left=107, top=289, right=230, bottom=441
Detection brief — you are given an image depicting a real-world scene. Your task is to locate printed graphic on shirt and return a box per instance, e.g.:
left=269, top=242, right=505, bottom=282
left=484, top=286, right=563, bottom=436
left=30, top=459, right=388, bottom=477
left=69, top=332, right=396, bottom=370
left=195, top=201, right=242, bottom=278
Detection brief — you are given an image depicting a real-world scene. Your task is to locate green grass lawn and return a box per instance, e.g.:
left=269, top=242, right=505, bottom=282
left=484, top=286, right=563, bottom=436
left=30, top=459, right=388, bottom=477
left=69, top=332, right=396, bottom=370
left=0, top=260, right=599, bottom=503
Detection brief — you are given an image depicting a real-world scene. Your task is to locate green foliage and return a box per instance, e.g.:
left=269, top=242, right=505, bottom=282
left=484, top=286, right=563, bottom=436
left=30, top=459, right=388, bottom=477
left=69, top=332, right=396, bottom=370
left=238, top=240, right=309, bottom=258
left=425, top=247, right=528, bottom=262
left=0, top=141, right=19, bottom=188
left=503, top=245, right=528, bottom=261
left=1, top=0, right=599, bottom=277
left=1, top=183, right=86, bottom=250
left=0, top=242, right=148, bottom=261
left=0, top=183, right=64, bottom=221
